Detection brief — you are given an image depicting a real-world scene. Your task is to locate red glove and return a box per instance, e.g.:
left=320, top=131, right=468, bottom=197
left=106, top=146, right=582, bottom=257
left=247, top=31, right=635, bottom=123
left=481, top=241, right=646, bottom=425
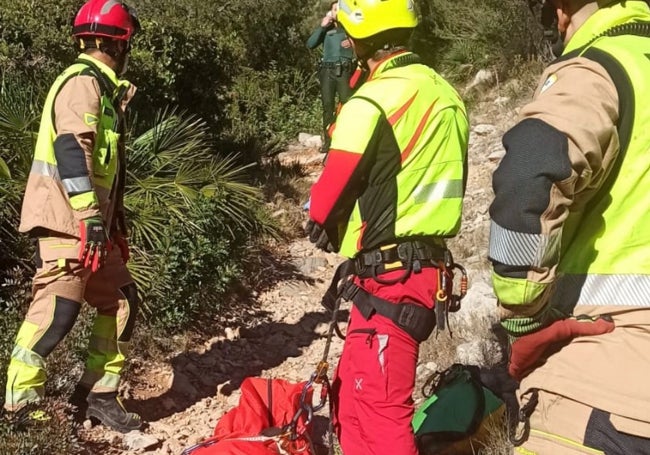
left=79, top=217, right=109, bottom=272
left=113, top=234, right=130, bottom=264
left=508, top=314, right=615, bottom=381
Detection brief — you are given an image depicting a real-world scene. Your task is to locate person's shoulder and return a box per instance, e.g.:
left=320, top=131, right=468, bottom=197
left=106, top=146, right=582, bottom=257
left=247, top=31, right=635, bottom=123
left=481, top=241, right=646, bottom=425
left=54, top=72, right=102, bottom=103
left=533, top=55, right=617, bottom=102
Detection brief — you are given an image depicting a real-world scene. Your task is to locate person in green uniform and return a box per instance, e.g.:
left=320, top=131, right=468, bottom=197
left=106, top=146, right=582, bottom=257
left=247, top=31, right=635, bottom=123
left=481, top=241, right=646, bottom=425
left=306, top=1, right=355, bottom=153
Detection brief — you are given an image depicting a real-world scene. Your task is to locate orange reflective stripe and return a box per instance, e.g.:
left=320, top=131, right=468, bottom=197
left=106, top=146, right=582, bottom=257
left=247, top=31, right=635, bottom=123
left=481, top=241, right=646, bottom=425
left=401, top=100, right=436, bottom=163
left=388, top=92, right=418, bottom=126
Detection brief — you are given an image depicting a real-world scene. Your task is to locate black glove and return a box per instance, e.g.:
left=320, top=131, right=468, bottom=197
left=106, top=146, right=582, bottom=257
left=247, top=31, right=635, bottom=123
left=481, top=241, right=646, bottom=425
left=305, top=219, right=336, bottom=252
left=79, top=216, right=109, bottom=272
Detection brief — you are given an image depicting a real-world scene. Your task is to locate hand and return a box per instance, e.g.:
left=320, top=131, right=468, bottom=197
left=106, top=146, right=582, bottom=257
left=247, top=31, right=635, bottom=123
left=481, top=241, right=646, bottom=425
left=305, top=219, right=335, bottom=252
left=341, top=39, right=351, bottom=49
left=321, top=14, right=334, bottom=27
left=113, top=234, right=130, bottom=264
left=79, top=216, right=109, bottom=272
left=508, top=314, right=615, bottom=381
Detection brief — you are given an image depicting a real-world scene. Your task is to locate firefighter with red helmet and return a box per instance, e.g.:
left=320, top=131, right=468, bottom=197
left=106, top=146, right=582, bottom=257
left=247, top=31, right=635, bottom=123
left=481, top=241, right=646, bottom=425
left=4, top=0, right=141, bottom=432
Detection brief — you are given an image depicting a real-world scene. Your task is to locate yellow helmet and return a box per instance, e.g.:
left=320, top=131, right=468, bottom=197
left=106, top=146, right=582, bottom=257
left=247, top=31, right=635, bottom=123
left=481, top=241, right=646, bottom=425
left=337, top=0, right=418, bottom=40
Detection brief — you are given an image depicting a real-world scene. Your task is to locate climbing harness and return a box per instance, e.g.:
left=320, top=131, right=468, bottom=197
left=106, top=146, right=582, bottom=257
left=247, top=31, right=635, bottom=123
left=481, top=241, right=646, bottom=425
left=322, top=239, right=468, bottom=340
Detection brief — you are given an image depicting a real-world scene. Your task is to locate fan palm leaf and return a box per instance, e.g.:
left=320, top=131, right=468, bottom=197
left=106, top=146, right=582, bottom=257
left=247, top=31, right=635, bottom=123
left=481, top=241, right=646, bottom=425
left=124, top=108, right=264, bottom=247
left=0, top=82, right=40, bottom=180
left=0, top=157, right=10, bottom=179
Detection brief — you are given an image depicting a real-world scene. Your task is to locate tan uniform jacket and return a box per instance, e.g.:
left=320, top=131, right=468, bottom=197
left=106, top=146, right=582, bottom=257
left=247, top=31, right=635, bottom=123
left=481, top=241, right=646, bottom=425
left=19, top=70, right=135, bottom=237
left=514, top=58, right=650, bottom=436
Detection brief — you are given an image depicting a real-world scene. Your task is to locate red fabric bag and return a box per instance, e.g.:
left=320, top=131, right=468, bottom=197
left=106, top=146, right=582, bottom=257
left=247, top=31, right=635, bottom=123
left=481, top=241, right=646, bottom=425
left=182, top=377, right=314, bottom=455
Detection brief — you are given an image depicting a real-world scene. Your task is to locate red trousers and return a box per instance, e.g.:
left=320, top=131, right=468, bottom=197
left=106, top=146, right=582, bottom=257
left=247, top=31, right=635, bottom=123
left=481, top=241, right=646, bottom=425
left=332, top=268, right=438, bottom=455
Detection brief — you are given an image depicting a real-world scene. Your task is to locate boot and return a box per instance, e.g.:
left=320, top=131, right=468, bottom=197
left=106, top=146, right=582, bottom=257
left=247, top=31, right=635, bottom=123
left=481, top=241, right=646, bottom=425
left=86, top=391, right=142, bottom=433
left=68, top=384, right=90, bottom=418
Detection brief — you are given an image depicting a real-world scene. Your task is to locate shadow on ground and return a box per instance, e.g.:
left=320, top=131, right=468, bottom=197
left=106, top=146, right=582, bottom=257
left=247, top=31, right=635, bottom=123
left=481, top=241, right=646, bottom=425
left=128, top=306, right=348, bottom=422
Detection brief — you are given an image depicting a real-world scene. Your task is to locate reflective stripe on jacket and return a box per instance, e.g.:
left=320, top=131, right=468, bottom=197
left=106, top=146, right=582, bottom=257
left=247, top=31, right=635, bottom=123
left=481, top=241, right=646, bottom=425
left=19, top=54, right=135, bottom=237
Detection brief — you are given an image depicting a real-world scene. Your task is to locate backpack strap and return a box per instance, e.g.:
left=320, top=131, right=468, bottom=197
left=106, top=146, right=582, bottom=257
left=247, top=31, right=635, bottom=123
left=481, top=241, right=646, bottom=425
left=73, top=57, right=118, bottom=101
left=50, top=59, right=119, bottom=133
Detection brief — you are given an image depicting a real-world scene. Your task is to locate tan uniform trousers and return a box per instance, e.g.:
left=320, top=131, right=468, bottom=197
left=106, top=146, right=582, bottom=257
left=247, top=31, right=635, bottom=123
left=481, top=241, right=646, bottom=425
left=5, top=236, right=137, bottom=411
left=514, top=307, right=650, bottom=455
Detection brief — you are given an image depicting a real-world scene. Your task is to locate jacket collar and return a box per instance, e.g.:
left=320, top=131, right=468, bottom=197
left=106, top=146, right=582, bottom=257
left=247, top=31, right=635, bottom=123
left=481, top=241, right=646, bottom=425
left=564, top=0, right=650, bottom=53
left=367, top=51, right=421, bottom=81
left=77, top=53, right=137, bottom=108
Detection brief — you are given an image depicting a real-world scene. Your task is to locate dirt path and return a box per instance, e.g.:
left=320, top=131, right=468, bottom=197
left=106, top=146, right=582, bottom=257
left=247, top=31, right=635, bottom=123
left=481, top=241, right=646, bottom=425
left=81, top=95, right=519, bottom=454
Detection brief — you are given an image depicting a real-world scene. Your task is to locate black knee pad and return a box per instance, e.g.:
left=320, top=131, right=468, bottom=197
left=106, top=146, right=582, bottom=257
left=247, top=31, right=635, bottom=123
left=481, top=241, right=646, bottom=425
left=32, top=296, right=81, bottom=357
left=118, top=283, right=140, bottom=342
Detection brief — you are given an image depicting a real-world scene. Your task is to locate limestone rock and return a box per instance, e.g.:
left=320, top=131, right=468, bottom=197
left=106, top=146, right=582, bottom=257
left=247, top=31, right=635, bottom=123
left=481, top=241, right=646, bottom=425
left=123, top=431, right=159, bottom=451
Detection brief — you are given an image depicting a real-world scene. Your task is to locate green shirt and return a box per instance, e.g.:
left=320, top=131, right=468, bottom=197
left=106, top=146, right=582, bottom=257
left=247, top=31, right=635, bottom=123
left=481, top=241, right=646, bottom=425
left=306, top=25, right=354, bottom=63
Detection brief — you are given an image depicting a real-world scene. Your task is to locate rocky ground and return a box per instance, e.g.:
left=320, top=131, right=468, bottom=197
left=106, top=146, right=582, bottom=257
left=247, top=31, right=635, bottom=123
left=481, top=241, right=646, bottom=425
left=80, top=85, right=524, bottom=455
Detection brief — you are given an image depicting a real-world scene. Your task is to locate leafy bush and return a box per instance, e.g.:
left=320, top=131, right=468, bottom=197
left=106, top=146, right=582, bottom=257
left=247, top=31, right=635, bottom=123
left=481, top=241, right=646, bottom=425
left=227, top=65, right=321, bottom=154
left=122, top=108, right=277, bottom=326
left=0, top=77, right=39, bottom=303
left=413, top=0, right=543, bottom=79
left=0, top=0, right=320, bottom=141
left=0, top=0, right=77, bottom=81
left=143, top=196, right=246, bottom=329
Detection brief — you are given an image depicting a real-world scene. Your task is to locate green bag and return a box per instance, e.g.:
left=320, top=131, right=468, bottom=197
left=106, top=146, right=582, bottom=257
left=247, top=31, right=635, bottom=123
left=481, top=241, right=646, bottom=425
left=412, top=364, right=504, bottom=455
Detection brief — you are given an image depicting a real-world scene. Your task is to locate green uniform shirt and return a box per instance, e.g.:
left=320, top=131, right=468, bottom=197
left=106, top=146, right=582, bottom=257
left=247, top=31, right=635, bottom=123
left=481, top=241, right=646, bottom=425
left=306, top=25, right=354, bottom=63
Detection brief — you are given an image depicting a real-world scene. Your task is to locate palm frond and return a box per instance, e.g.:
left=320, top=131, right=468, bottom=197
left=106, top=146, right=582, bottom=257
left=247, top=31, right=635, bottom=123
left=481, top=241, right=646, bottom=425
left=0, top=157, right=10, bottom=179
left=0, top=83, right=40, bottom=135
left=128, top=107, right=211, bottom=175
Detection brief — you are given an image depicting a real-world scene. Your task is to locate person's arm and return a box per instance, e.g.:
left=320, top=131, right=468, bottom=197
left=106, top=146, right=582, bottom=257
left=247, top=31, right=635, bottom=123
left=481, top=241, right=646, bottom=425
left=55, top=74, right=114, bottom=271
left=489, top=57, right=619, bottom=378
left=306, top=15, right=334, bottom=49
left=310, top=97, right=381, bottom=235
left=53, top=75, right=102, bottom=220
left=490, top=57, right=618, bottom=323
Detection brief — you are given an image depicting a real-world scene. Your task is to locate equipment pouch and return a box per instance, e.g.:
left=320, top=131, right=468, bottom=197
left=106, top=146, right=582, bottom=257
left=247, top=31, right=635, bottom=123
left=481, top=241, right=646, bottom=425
left=335, top=62, right=342, bottom=77
left=413, top=364, right=505, bottom=455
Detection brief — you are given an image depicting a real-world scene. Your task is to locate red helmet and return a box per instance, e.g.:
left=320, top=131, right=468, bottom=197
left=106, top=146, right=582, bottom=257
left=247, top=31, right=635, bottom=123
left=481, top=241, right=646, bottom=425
left=73, top=0, right=140, bottom=41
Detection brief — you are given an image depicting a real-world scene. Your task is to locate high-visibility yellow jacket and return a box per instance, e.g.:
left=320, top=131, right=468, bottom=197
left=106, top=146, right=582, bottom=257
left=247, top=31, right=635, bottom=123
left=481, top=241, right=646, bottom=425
left=489, top=1, right=650, bottom=333
left=19, top=54, right=136, bottom=237
left=310, top=51, right=469, bottom=258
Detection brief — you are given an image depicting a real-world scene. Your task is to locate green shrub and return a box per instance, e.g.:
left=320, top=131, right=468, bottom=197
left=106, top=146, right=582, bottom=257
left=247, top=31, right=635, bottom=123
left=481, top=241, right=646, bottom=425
left=226, top=65, right=321, bottom=153
left=122, top=108, right=277, bottom=329
left=143, top=196, right=246, bottom=329
left=0, top=76, right=39, bottom=302
left=0, top=0, right=77, bottom=81
left=413, top=0, right=543, bottom=79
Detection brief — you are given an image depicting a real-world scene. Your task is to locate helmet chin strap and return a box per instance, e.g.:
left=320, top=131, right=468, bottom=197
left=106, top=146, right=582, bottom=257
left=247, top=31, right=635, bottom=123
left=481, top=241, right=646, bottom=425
left=117, top=53, right=129, bottom=76
left=79, top=37, right=129, bottom=74
left=552, top=34, right=566, bottom=57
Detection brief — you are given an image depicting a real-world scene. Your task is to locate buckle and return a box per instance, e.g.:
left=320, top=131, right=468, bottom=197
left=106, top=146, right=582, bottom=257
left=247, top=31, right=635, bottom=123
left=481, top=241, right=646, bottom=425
left=396, top=243, right=412, bottom=261
left=341, top=282, right=360, bottom=301
left=397, top=304, right=416, bottom=329
left=361, top=249, right=387, bottom=266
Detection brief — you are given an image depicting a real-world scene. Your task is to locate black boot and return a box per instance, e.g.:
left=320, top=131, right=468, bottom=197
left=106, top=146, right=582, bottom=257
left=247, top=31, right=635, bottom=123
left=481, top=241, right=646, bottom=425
left=68, top=384, right=90, bottom=418
left=86, top=391, right=142, bottom=433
